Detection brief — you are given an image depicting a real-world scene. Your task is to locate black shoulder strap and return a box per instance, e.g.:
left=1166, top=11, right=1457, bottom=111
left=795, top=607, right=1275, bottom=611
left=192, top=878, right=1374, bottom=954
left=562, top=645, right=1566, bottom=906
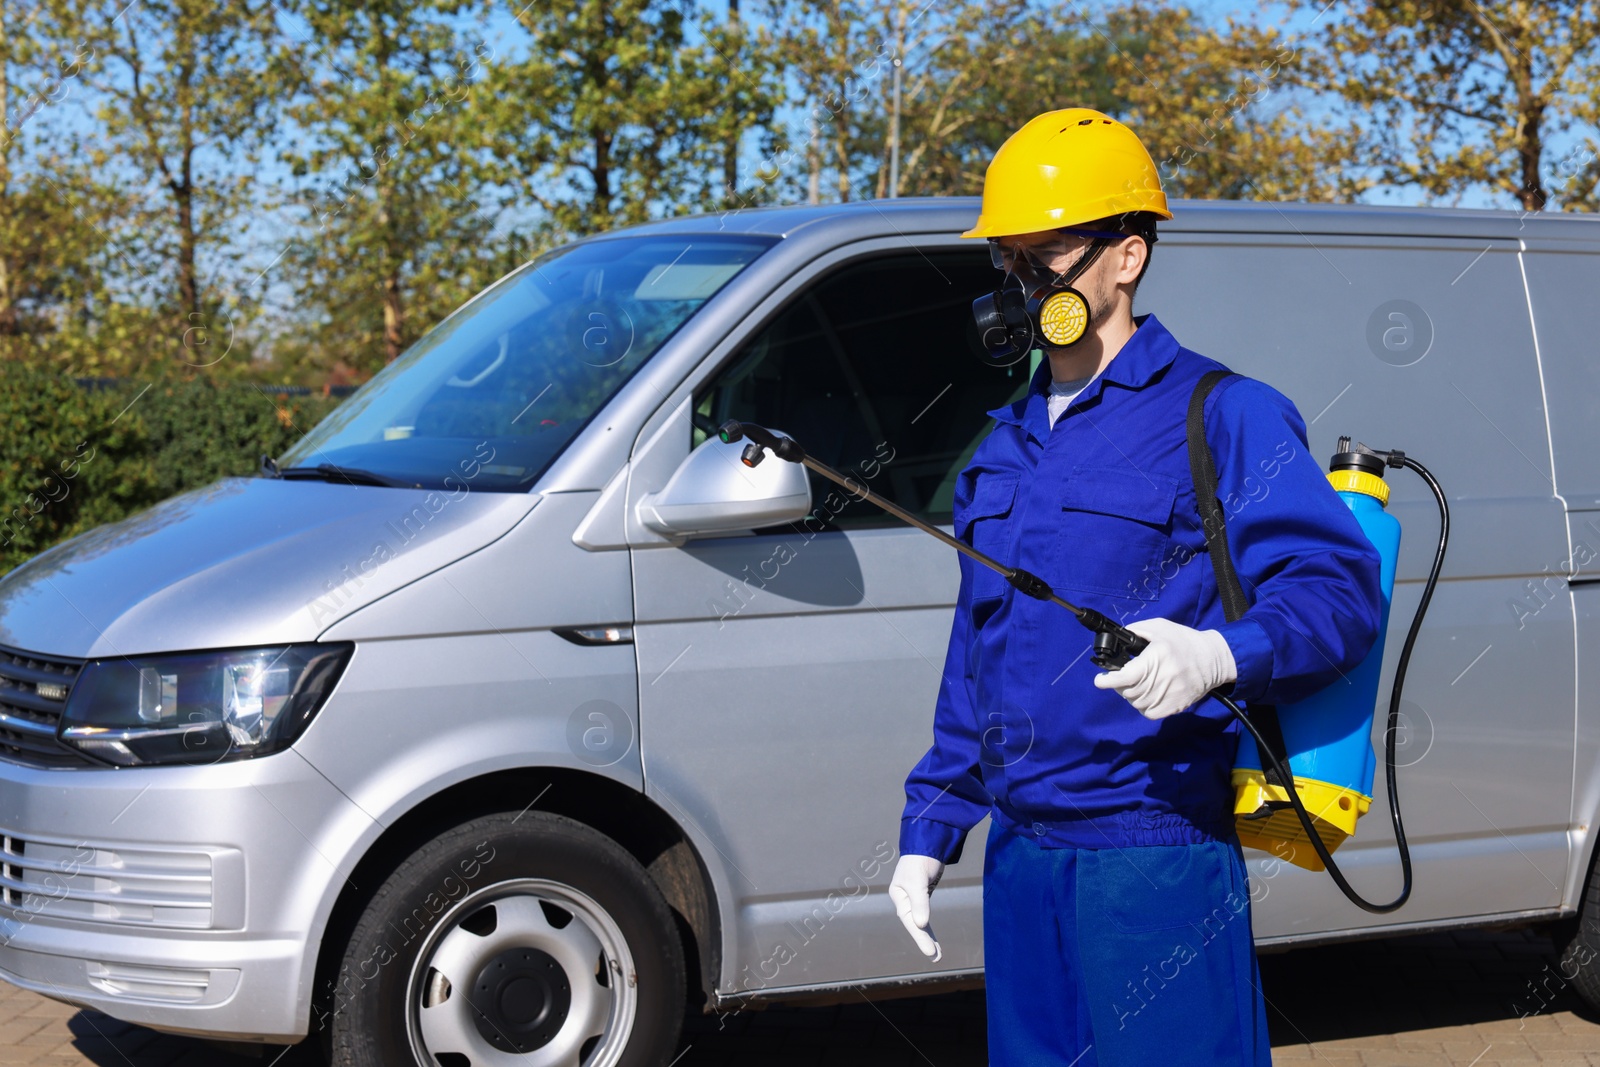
left=1185, top=370, right=1292, bottom=790
left=1186, top=371, right=1249, bottom=624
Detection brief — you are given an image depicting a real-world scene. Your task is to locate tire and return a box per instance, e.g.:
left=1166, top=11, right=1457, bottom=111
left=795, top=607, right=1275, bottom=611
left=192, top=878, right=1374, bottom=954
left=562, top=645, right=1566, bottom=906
left=1562, top=851, right=1600, bottom=1012
left=322, top=810, right=686, bottom=1067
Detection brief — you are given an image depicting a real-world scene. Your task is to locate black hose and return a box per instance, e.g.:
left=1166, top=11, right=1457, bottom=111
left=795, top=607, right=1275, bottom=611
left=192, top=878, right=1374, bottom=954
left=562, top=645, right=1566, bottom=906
left=1222, top=455, right=1448, bottom=913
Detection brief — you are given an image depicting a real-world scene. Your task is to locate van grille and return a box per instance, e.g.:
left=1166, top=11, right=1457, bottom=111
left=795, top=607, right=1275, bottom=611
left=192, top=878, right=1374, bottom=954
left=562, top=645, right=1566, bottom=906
left=0, top=832, right=216, bottom=928
left=0, top=644, right=90, bottom=769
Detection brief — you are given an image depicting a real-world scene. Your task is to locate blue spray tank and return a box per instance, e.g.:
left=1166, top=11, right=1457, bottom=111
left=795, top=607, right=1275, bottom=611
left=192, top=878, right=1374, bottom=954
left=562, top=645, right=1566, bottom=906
left=1222, top=437, right=1450, bottom=914
left=1233, top=440, right=1404, bottom=871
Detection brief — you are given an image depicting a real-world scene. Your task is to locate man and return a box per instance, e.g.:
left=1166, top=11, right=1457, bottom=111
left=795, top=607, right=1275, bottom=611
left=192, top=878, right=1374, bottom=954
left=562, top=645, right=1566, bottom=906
left=886, top=108, right=1383, bottom=1065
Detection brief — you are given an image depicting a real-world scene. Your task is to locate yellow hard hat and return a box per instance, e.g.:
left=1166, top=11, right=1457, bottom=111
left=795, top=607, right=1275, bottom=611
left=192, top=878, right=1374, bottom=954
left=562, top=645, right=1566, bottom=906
left=963, top=108, right=1172, bottom=239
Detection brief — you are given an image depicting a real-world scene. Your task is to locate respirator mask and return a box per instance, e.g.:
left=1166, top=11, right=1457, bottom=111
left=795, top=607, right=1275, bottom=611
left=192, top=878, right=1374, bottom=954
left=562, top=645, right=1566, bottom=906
left=970, top=227, right=1131, bottom=367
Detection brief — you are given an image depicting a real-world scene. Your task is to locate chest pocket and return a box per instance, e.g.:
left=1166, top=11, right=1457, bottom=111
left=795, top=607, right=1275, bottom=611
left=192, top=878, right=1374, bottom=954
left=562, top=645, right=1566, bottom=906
left=1054, top=465, right=1180, bottom=602
left=954, top=473, right=1020, bottom=603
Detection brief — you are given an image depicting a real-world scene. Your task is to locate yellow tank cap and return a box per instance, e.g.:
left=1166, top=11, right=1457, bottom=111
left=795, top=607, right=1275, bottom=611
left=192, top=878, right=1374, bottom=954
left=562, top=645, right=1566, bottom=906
left=1327, top=468, right=1390, bottom=506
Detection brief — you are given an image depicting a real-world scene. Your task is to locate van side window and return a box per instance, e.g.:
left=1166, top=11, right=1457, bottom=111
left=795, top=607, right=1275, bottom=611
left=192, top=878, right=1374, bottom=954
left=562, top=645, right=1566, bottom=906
left=693, top=251, right=1029, bottom=530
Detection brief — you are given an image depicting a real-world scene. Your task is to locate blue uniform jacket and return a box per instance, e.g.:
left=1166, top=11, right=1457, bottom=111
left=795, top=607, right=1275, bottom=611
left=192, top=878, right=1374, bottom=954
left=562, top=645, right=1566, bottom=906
left=899, top=314, right=1383, bottom=861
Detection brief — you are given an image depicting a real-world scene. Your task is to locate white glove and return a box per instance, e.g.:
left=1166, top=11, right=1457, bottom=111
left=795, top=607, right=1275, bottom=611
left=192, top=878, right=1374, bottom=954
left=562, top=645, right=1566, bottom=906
left=888, top=854, right=945, bottom=962
left=1092, top=617, right=1237, bottom=719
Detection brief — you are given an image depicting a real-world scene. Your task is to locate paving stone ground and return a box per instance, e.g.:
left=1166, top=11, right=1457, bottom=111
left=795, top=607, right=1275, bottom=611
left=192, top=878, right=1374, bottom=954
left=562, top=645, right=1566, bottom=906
left=1, top=927, right=1596, bottom=1065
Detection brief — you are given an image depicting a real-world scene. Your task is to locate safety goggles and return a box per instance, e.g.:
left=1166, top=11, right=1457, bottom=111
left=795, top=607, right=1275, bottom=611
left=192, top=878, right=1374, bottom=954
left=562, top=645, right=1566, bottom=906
left=986, top=228, right=1131, bottom=285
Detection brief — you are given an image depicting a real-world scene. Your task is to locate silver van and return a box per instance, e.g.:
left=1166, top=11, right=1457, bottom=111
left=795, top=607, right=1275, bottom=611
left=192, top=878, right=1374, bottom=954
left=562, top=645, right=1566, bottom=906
left=2, top=198, right=1598, bottom=1065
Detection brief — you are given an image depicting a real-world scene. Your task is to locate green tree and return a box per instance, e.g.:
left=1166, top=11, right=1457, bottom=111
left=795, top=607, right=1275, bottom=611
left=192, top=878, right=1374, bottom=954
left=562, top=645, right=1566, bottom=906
left=0, top=170, right=131, bottom=367
left=278, top=0, right=522, bottom=374
left=1292, top=0, right=1600, bottom=211
left=764, top=0, right=869, bottom=202
left=0, top=0, right=149, bottom=371
left=47, top=0, right=283, bottom=347
left=762, top=1, right=1352, bottom=204
left=1108, top=3, right=1360, bottom=202
left=0, top=0, right=37, bottom=336
left=490, top=0, right=784, bottom=235
left=873, top=0, right=1130, bottom=199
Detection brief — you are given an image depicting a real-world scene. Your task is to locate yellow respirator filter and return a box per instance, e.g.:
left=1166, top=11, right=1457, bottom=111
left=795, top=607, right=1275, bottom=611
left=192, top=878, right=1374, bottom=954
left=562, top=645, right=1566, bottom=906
left=1038, top=289, right=1090, bottom=347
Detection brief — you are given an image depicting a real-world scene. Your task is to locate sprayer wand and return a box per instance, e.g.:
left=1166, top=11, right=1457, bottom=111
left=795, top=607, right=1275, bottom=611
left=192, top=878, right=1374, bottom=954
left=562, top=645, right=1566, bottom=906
left=717, top=420, right=1150, bottom=670
left=721, top=419, right=1449, bottom=915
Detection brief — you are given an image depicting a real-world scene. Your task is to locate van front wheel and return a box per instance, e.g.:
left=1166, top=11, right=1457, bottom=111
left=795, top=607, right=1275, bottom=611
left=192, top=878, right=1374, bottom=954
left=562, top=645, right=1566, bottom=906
left=325, top=810, right=685, bottom=1067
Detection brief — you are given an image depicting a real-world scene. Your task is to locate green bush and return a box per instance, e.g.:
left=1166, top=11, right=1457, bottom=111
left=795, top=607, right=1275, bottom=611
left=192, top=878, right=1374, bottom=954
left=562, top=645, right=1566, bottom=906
left=128, top=378, right=344, bottom=502
left=0, top=369, right=344, bottom=575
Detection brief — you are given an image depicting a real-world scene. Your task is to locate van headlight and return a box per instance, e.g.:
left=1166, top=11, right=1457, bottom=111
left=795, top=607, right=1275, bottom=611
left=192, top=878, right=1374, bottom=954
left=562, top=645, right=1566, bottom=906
left=58, top=644, right=353, bottom=767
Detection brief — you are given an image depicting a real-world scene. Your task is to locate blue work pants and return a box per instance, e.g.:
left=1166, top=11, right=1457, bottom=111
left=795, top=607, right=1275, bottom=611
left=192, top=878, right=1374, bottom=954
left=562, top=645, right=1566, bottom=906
left=982, top=818, right=1272, bottom=1065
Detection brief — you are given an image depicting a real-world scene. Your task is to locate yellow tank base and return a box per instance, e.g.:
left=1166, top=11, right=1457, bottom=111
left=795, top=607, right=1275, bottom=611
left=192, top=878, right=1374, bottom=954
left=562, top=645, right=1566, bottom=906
left=1231, top=768, right=1373, bottom=872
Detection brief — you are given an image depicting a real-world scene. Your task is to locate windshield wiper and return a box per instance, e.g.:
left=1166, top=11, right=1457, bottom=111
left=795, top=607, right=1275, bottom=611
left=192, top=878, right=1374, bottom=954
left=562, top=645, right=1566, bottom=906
left=275, top=463, right=416, bottom=488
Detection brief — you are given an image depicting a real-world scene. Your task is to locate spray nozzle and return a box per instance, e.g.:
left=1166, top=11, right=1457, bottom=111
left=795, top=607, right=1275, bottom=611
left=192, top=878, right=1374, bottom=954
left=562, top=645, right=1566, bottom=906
left=717, top=419, right=805, bottom=465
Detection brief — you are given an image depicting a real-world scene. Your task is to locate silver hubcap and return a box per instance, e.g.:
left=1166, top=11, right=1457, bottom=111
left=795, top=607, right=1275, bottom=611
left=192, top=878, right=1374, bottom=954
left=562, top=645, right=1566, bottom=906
left=405, top=878, right=638, bottom=1066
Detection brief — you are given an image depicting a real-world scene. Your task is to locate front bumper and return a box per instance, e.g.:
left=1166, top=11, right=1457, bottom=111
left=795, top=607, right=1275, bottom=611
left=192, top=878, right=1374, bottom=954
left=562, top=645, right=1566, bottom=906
left=0, top=746, right=372, bottom=1043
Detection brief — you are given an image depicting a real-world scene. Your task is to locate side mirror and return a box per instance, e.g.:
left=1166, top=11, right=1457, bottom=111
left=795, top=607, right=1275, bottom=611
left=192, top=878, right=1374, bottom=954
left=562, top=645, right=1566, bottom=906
left=637, top=432, right=812, bottom=538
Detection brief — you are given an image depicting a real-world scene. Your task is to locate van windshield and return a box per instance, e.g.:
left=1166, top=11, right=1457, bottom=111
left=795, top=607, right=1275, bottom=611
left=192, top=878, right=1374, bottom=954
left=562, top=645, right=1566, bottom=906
left=277, top=234, right=776, bottom=491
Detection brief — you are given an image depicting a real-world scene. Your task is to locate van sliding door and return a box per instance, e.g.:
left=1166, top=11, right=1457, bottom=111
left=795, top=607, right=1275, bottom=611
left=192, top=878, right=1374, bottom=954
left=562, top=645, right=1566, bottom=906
left=1144, top=233, right=1572, bottom=938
